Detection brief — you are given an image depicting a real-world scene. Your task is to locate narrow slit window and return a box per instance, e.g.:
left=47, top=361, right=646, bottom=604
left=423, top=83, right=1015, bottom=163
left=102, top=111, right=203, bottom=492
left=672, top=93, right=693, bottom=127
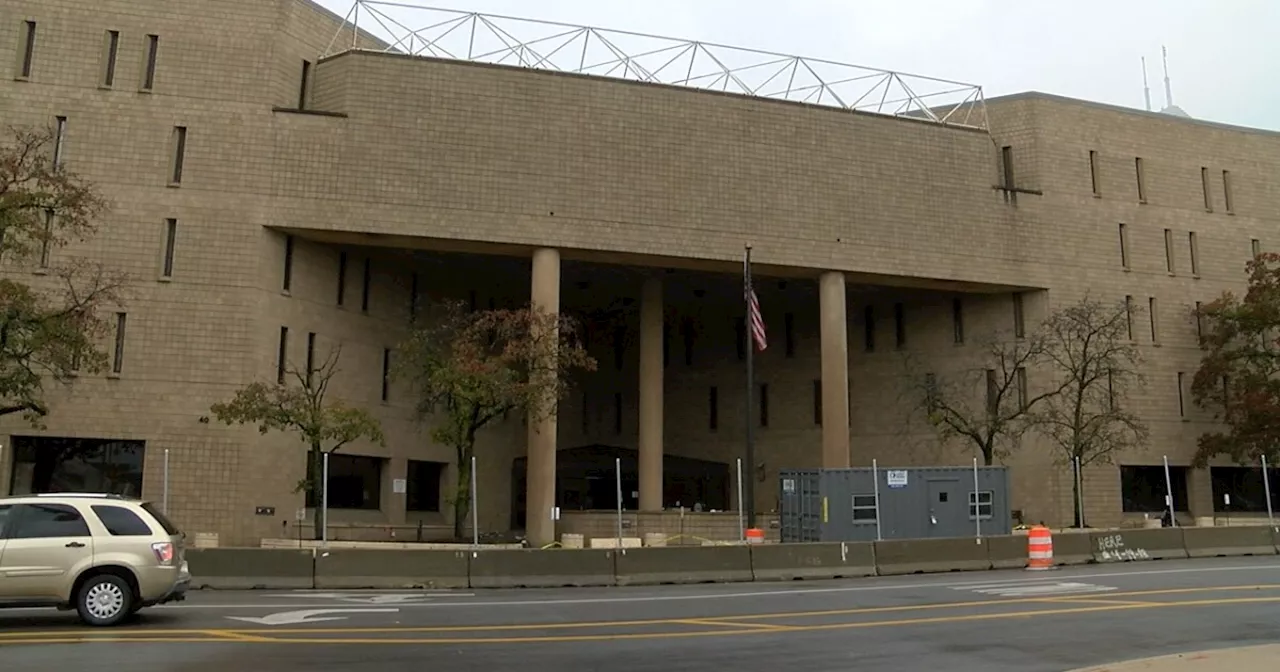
left=952, top=298, right=964, bottom=344
left=1016, top=367, right=1028, bottom=410
left=985, top=369, right=998, bottom=416
left=53, top=116, right=67, bottom=168
left=759, top=383, right=770, bottom=428
left=305, top=332, right=316, bottom=387
left=1135, top=157, right=1147, bottom=203
left=39, top=210, right=53, bottom=268
left=1125, top=295, right=1134, bottom=340
left=1012, top=292, right=1026, bottom=338
left=169, top=126, right=187, bottom=185
left=380, top=348, right=391, bottom=401
left=102, top=30, right=120, bottom=87
left=276, top=327, right=289, bottom=384
left=161, top=218, right=177, bottom=278
left=1149, top=297, right=1159, bottom=342
left=298, top=60, right=312, bottom=110
left=336, top=251, right=347, bottom=306
left=19, top=20, right=37, bottom=79
left=1118, top=223, right=1129, bottom=269
left=1089, top=150, right=1101, bottom=196
left=1252, top=239, right=1262, bottom=258
left=1001, top=145, right=1016, bottom=203
left=112, top=313, right=128, bottom=374
left=141, top=34, right=159, bottom=91
left=282, top=235, right=294, bottom=291
left=1222, top=170, right=1234, bottom=214
left=1200, top=167, right=1212, bottom=211
left=361, top=257, right=371, bottom=312
left=1194, top=301, right=1204, bottom=343
left=1177, top=372, right=1187, bottom=417
left=1164, top=229, right=1175, bottom=273
left=708, top=386, right=718, bottom=431
left=1188, top=232, right=1200, bottom=276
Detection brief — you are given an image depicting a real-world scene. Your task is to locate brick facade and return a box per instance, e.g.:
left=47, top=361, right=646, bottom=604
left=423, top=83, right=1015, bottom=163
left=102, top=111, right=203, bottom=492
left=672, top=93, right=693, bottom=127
left=1, top=0, right=1276, bottom=545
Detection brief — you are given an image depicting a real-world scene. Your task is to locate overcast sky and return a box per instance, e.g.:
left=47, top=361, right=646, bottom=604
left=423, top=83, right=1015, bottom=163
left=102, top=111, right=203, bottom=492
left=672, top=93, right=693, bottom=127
left=316, top=0, right=1278, bottom=132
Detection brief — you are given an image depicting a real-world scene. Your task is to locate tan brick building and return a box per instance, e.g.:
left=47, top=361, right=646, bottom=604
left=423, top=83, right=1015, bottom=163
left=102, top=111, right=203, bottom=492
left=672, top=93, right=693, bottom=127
left=2, top=0, right=1276, bottom=547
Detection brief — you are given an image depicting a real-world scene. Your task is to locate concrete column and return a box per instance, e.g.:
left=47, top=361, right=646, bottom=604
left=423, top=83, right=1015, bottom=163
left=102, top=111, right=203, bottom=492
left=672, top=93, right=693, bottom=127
left=638, top=277, right=664, bottom=511
left=819, top=271, right=851, bottom=468
left=525, top=248, right=561, bottom=548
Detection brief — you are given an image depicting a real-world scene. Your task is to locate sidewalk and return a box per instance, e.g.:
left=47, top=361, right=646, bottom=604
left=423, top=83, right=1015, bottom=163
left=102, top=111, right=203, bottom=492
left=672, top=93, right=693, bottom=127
left=1068, top=645, right=1280, bottom=671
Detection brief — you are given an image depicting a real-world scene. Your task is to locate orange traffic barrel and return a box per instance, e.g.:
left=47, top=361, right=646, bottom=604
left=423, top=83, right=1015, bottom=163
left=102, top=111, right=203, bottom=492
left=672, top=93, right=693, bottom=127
left=1026, top=525, right=1054, bottom=571
left=745, top=528, right=765, bottom=544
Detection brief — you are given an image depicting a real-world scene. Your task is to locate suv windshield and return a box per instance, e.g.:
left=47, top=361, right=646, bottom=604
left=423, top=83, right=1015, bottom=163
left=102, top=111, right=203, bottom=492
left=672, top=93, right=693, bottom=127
left=140, top=502, right=182, bottom=536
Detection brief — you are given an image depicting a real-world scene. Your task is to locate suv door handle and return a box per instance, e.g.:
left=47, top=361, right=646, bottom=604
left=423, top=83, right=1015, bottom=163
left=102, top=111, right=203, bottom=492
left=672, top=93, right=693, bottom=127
left=65, top=542, right=85, bottom=548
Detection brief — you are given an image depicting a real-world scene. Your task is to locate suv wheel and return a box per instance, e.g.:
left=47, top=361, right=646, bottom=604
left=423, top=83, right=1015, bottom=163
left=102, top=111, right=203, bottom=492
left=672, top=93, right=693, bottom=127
left=75, top=574, right=135, bottom=627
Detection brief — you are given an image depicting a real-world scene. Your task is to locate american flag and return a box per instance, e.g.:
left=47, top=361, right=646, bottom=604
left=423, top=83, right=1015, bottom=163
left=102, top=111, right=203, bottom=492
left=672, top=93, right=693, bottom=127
left=746, top=282, right=767, bottom=352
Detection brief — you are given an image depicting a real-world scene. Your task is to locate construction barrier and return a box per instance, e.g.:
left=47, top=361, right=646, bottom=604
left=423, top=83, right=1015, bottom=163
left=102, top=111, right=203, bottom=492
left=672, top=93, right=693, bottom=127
left=313, top=549, right=469, bottom=589
left=1048, top=531, right=1096, bottom=566
left=186, top=526, right=1280, bottom=591
left=614, top=545, right=754, bottom=586
left=1090, top=528, right=1187, bottom=563
left=1181, top=526, right=1278, bottom=559
left=750, top=542, right=876, bottom=581
left=186, top=548, right=315, bottom=590
left=873, top=537, right=992, bottom=576
left=986, top=534, right=1033, bottom=570
left=1025, top=526, right=1054, bottom=571
left=468, top=549, right=616, bottom=588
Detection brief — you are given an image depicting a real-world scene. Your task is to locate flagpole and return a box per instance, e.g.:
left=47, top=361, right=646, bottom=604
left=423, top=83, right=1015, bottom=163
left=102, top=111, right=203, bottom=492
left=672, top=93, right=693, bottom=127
left=744, top=244, right=757, bottom=529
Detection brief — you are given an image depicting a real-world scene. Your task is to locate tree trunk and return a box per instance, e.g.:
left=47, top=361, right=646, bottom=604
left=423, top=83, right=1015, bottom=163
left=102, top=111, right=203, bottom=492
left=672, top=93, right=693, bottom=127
left=310, top=444, right=325, bottom=541
left=452, top=439, right=476, bottom=542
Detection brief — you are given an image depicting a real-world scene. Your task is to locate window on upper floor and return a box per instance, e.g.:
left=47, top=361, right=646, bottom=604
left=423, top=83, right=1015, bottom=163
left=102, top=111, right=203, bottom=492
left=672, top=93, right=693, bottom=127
left=1118, top=223, right=1130, bottom=270
left=952, top=298, right=964, bottom=344
left=1188, top=232, right=1200, bottom=277
left=17, top=20, right=37, bottom=80
left=1012, top=292, right=1026, bottom=338
left=161, top=218, right=177, bottom=278
left=112, top=312, right=128, bottom=375
left=276, top=326, right=289, bottom=385
left=1134, top=157, right=1147, bottom=204
left=282, top=235, right=294, bottom=292
left=1200, top=167, right=1213, bottom=212
left=1164, top=229, right=1175, bottom=274
left=1222, top=170, right=1234, bottom=214
left=299, top=60, right=312, bottom=110
left=169, top=126, right=187, bottom=186
left=140, top=35, right=159, bottom=91
left=1088, top=150, right=1101, bottom=196
left=101, top=30, right=121, bottom=88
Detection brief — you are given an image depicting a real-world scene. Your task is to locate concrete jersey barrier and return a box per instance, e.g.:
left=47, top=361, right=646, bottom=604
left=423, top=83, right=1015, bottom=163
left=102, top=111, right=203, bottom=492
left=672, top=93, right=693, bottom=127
left=313, top=548, right=469, bottom=589
left=750, top=542, right=876, bottom=581
left=185, top=526, right=1280, bottom=592
left=1180, top=526, right=1277, bottom=558
left=186, top=548, right=315, bottom=590
left=615, top=545, right=753, bottom=586
left=468, top=548, right=616, bottom=588
left=873, top=537, right=992, bottom=575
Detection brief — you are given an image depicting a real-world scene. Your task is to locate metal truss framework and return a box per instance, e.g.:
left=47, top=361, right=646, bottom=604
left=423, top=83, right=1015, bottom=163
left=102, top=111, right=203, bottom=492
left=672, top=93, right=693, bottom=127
left=323, top=1, right=988, bottom=130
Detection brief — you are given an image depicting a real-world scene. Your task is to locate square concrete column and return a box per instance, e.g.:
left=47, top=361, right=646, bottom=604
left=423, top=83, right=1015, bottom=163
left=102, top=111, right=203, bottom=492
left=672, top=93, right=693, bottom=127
left=638, top=277, right=664, bottom=511
left=819, top=271, right=851, bottom=468
left=525, top=247, right=561, bottom=548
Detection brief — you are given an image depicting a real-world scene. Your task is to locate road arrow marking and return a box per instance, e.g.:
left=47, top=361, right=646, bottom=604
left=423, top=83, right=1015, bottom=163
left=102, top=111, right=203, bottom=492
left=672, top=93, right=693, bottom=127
left=226, top=608, right=399, bottom=625
left=267, top=592, right=473, bottom=604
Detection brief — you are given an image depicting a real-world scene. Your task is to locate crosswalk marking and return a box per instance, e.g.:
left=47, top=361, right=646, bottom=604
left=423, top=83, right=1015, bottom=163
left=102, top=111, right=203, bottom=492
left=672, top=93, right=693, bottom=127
left=954, top=580, right=1117, bottom=598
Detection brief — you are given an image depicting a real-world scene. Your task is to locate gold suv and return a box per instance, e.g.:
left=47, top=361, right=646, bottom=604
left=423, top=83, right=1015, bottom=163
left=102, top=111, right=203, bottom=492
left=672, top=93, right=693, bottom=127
left=0, top=493, right=190, bottom=626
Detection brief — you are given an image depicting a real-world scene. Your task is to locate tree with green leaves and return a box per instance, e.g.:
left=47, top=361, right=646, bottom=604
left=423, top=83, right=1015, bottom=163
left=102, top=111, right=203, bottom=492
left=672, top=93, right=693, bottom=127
left=904, top=329, right=1058, bottom=466
left=210, top=344, right=385, bottom=540
left=396, top=300, right=596, bottom=540
left=1191, top=252, right=1280, bottom=467
left=0, top=123, right=124, bottom=423
left=1034, top=297, right=1148, bottom=527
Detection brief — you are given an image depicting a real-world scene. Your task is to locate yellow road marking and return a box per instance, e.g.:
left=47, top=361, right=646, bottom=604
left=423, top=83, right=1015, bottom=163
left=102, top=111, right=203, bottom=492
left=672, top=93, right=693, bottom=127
left=201, top=630, right=276, bottom=642
left=1, top=594, right=1279, bottom=646
left=672, top=619, right=795, bottom=631
left=1039, top=598, right=1158, bottom=607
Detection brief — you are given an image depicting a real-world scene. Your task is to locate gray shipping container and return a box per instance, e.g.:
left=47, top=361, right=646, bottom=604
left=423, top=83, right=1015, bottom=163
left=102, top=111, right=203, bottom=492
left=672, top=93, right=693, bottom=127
left=779, top=466, right=1012, bottom=542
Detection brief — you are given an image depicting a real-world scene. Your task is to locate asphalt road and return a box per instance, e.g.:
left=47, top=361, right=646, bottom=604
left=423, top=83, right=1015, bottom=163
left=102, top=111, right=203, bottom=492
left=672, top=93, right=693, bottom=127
left=1, top=556, right=1279, bottom=671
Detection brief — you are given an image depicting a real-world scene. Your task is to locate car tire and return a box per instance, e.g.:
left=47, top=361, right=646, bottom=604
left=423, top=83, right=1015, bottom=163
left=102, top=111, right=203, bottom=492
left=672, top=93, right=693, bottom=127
left=75, top=573, right=135, bottom=627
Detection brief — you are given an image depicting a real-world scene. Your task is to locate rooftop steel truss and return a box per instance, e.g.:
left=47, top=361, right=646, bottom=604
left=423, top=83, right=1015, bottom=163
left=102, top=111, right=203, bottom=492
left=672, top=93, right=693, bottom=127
left=323, top=1, right=988, bottom=130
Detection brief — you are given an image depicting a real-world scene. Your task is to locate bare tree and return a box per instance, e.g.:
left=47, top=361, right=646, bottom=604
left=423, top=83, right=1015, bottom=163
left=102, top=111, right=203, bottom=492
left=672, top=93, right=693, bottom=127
left=903, top=330, right=1061, bottom=465
left=210, top=345, right=386, bottom=540
left=1033, top=297, right=1147, bottom=527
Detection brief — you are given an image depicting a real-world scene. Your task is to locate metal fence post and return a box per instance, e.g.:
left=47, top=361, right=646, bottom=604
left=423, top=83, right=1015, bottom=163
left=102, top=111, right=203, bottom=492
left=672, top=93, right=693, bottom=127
left=972, top=457, right=981, bottom=538
left=1162, top=455, right=1176, bottom=527
left=615, top=457, right=623, bottom=548
left=470, top=455, right=479, bottom=548
left=872, top=459, right=882, bottom=541
left=1264, top=455, right=1274, bottom=529
left=736, top=458, right=745, bottom=542
left=163, top=448, right=170, bottom=515
left=321, top=451, right=330, bottom=544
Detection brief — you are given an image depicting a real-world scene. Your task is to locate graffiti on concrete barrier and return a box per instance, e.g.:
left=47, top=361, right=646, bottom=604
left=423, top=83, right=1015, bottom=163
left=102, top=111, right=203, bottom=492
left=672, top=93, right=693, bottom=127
left=1095, top=534, right=1150, bottom=562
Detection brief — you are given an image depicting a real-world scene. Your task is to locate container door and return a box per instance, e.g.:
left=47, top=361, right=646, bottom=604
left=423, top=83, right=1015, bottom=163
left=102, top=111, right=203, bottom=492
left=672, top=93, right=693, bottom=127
left=925, top=479, right=967, bottom=538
